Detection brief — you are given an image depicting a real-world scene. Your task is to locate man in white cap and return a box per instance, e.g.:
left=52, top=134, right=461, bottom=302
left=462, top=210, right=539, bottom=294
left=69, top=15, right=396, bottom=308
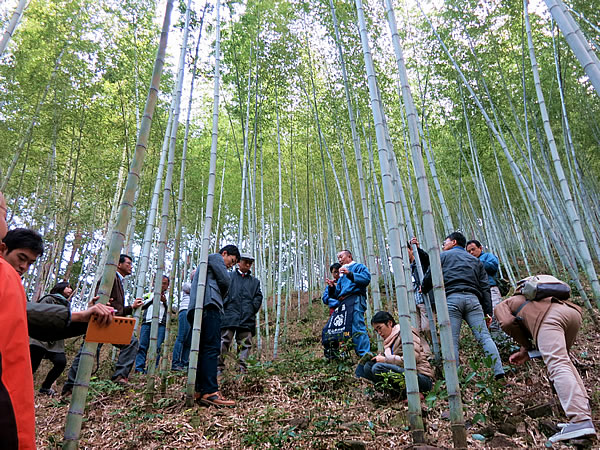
left=218, top=253, right=263, bottom=375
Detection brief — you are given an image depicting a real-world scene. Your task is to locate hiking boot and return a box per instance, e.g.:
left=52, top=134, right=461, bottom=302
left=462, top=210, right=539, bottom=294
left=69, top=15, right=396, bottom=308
left=198, top=391, right=235, bottom=408
left=39, top=388, right=56, bottom=396
left=548, top=420, right=596, bottom=443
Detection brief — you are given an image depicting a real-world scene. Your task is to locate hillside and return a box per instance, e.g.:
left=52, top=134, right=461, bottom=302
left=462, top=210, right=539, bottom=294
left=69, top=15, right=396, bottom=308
left=34, top=293, right=599, bottom=449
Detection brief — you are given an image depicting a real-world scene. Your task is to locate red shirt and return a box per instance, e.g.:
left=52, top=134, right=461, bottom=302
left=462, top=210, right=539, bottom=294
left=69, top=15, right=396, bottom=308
left=0, top=257, right=36, bottom=449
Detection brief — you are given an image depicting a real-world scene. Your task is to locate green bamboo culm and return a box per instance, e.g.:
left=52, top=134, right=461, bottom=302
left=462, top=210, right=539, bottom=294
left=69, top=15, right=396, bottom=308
left=62, top=1, right=174, bottom=447
left=186, top=0, right=222, bottom=407
left=352, top=0, right=425, bottom=443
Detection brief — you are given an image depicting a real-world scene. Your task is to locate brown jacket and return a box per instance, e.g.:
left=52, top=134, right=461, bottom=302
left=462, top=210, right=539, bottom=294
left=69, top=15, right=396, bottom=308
left=95, top=273, right=132, bottom=317
left=384, top=325, right=434, bottom=379
left=494, top=294, right=582, bottom=348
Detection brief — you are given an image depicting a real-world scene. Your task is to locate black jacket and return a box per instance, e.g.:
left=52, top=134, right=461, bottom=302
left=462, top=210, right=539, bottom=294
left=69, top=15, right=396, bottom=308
left=421, top=246, right=492, bottom=316
left=411, top=247, right=430, bottom=284
left=221, top=269, right=263, bottom=333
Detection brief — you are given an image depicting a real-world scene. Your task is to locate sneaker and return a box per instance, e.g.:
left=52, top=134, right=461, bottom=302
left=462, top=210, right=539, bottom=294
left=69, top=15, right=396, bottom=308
left=548, top=420, right=596, bottom=443
left=39, top=388, right=56, bottom=396
left=198, top=391, right=235, bottom=408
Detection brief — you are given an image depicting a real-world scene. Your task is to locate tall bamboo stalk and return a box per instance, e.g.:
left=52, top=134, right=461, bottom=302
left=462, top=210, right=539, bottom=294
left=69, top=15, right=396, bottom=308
left=144, top=0, right=191, bottom=395
left=542, top=0, right=600, bottom=96
left=273, top=86, right=284, bottom=359
left=354, top=0, right=425, bottom=441
left=524, top=0, right=600, bottom=308
left=186, top=0, right=222, bottom=406
left=387, top=1, right=466, bottom=446
left=0, top=0, right=29, bottom=55
left=62, top=1, right=174, bottom=446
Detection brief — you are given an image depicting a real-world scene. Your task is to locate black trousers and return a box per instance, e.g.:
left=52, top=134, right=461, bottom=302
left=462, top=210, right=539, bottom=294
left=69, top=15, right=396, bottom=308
left=29, top=345, right=67, bottom=390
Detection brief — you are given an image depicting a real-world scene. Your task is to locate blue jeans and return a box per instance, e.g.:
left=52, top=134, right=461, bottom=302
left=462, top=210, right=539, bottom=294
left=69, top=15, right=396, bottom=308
left=190, top=306, right=221, bottom=395
left=351, top=295, right=371, bottom=356
left=172, top=309, right=191, bottom=369
left=362, top=361, right=433, bottom=393
left=446, top=293, right=504, bottom=376
left=135, top=322, right=166, bottom=373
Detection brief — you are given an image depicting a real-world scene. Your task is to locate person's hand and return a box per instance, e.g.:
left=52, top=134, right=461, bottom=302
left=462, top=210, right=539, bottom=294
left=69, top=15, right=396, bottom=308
left=409, top=237, right=420, bottom=247
left=325, top=278, right=336, bottom=287
left=509, top=348, right=530, bottom=365
left=132, top=298, right=144, bottom=309
left=161, top=294, right=167, bottom=305
left=373, top=354, right=386, bottom=363
left=88, top=295, right=100, bottom=308
left=339, top=266, right=349, bottom=276
left=485, top=314, right=492, bottom=329
left=72, top=303, right=115, bottom=325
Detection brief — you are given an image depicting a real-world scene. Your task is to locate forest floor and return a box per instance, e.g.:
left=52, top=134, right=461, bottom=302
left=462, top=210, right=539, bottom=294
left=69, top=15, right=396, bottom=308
left=34, top=292, right=600, bottom=449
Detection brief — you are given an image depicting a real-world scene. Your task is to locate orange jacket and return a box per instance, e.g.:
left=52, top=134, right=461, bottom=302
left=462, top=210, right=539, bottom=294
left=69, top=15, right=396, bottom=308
left=0, top=258, right=36, bottom=449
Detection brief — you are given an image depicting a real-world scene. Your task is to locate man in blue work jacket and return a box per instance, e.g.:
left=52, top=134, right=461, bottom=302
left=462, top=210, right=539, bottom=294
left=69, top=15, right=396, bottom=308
left=327, top=249, right=371, bottom=361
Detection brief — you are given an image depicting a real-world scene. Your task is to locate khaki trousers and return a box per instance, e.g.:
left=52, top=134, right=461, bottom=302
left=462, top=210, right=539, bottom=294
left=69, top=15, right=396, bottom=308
left=218, top=328, right=253, bottom=372
left=537, top=303, right=591, bottom=423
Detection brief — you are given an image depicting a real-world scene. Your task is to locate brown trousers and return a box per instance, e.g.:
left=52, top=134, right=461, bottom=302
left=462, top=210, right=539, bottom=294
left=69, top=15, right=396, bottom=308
left=537, top=303, right=591, bottom=423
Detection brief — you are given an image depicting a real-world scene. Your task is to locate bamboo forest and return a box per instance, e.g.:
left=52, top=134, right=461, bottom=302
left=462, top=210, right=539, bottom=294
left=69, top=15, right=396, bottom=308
left=1, top=0, right=600, bottom=447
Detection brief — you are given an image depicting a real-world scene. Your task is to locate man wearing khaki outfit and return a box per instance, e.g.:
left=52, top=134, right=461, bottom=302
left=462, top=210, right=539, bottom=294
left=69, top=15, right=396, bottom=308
left=495, top=277, right=596, bottom=444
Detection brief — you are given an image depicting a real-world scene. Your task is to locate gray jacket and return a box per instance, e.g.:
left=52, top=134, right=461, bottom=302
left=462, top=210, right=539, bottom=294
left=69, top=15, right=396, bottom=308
left=421, top=246, right=492, bottom=316
left=26, top=302, right=88, bottom=341
left=188, top=253, right=231, bottom=320
left=221, top=269, right=263, bottom=333
left=29, top=293, right=70, bottom=352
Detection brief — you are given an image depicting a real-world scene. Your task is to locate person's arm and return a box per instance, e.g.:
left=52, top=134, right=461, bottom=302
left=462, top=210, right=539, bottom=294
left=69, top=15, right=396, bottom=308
left=478, top=263, right=492, bottom=316
left=26, top=302, right=114, bottom=341
left=345, top=264, right=371, bottom=287
left=421, top=268, right=433, bottom=295
left=480, top=253, right=499, bottom=277
left=417, top=248, right=430, bottom=273
left=211, top=254, right=232, bottom=298
left=494, top=297, right=532, bottom=348
left=253, top=282, right=263, bottom=313
left=322, top=287, right=329, bottom=305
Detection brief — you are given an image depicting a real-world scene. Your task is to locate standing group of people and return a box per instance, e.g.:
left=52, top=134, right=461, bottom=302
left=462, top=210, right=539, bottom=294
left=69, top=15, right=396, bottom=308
left=321, top=231, right=596, bottom=444
left=0, top=182, right=596, bottom=446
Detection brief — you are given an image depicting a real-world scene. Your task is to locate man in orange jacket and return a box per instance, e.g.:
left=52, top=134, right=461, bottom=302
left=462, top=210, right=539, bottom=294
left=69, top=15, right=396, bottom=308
left=0, top=192, right=114, bottom=449
left=0, top=192, right=36, bottom=449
